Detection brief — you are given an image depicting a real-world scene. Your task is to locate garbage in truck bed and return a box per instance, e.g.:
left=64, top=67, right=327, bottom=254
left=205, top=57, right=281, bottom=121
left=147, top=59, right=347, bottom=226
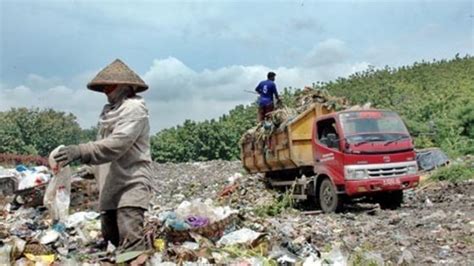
left=240, top=86, right=350, bottom=145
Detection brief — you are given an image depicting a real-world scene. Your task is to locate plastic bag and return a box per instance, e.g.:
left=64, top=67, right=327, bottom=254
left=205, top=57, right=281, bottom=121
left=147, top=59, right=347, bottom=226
left=216, top=228, right=263, bottom=247
left=175, top=199, right=219, bottom=223
left=43, top=145, right=72, bottom=223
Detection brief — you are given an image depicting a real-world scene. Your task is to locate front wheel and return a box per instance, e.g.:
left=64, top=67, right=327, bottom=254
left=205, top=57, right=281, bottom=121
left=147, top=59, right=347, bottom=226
left=318, top=178, right=343, bottom=213
left=378, top=190, right=403, bottom=210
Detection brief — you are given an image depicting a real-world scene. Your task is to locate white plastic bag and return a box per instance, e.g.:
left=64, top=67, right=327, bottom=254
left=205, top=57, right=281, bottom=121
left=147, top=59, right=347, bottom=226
left=216, top=228, right=263, bottom=247
left=43, top=145, right=72, bottom=223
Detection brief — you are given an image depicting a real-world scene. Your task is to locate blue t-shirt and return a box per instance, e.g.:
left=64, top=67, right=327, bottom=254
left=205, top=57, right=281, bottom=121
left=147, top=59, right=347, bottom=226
left=255, top=80, right=278, bottom=106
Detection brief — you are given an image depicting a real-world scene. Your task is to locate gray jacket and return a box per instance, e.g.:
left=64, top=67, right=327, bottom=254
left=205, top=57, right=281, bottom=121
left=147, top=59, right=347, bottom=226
left=78, top=96, right=153, bottom=211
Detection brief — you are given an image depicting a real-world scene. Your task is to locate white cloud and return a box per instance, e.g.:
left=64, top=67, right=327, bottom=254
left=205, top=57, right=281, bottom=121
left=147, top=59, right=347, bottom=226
left=25, top=74, right=62, bottom=90
left=1, top=40, right=369, bottom=133
left=304, top=38, right=350, bottom=67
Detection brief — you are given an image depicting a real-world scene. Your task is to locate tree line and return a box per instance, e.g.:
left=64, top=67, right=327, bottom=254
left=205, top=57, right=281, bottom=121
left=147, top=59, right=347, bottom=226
left=1, top=55, right=472, bottom=163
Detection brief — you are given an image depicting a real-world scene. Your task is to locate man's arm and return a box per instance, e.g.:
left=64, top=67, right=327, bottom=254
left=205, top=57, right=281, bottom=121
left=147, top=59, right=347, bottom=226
left=273, top=84, right=280, bottom=101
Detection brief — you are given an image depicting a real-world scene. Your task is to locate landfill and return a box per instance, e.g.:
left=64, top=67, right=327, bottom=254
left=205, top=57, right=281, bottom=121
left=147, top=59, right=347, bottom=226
left=0, top=158, right=472, bottom=265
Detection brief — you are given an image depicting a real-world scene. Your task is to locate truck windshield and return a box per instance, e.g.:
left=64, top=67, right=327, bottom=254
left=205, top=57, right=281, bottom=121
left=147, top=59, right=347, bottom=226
left=339, top=111, right=409, bottom=144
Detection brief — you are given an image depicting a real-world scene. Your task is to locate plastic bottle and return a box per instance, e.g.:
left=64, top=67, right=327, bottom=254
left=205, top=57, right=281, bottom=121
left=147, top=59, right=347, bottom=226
left=55, top=185, right=70, bottom=223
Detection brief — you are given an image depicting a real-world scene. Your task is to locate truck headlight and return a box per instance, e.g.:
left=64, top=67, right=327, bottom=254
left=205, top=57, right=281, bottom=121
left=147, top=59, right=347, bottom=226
left=407, top=165, right=417, bottom=174
left=345, top=168, right=367, bottom=180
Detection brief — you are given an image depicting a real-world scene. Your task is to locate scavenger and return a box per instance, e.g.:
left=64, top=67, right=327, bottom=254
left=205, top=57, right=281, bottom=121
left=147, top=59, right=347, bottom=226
left=53, top=59, right=153, bottom=254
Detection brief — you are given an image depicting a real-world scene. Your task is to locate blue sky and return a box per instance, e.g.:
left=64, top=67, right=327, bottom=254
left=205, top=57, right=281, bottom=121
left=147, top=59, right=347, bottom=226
left=1, top=0, right=472, bottom=132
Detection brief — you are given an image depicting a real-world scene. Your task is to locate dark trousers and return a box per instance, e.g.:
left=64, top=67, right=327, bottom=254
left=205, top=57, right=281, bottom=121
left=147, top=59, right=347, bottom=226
left=258, top=103, right=274, bottom=122
left=101, top=207, right=148, bottom=252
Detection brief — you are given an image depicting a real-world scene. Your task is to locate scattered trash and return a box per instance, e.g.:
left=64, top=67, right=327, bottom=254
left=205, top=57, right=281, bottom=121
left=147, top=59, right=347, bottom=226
left=398, top=249, right=414, bottom=265
left=115, top=250, right=144, bottom=264
left=0, top=241, right=12, bottom=266
left=416, top=148, right=450, bottom=172
left=39, top=229, right=60, bottom=245
left=217, top=228, right=264, bottom=247
left=0, top=159, right=472, bottom=264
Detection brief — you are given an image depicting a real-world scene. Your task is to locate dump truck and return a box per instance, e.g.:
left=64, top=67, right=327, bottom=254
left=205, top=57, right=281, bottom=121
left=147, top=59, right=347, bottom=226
left=241, top=103, right=420, bottom=212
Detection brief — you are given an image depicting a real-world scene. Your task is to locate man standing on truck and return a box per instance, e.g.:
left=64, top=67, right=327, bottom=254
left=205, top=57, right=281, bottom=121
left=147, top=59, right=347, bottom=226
left=53, top=59, right=153, bottom=261
left=255, top=72, right=280, bottom=122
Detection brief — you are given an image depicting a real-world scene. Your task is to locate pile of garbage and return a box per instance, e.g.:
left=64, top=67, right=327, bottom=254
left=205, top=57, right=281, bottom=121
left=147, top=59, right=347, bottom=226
left=241, top=85, right=350, bottom=144
left=294, top=86, right=350, bottom=113
left=1, top=158, right=473, bottom=264
left=0, top=165, right=51, bottom=196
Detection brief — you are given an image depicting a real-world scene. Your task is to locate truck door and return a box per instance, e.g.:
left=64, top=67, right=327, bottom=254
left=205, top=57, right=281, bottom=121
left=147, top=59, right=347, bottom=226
left=313, top=118, right=345, bottom=185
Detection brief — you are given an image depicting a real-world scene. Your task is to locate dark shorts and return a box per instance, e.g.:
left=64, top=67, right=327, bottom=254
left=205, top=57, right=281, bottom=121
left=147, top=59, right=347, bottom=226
left=258, top=103, right=274, bottom=122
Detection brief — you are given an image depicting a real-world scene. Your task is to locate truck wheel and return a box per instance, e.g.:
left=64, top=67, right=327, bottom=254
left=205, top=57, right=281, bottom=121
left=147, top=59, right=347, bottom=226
left=379, top=190, right=403, bottom=210
left=319, top=179, right=343, bottom=213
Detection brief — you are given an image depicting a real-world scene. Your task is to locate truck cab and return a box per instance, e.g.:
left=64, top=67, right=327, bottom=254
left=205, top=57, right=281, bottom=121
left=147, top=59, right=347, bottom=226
left=313, top=110, right=419, bottom=212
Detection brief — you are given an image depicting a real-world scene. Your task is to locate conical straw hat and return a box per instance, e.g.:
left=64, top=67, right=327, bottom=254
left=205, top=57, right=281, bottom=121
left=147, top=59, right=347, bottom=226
left=87, top=59, right=148, bottom=93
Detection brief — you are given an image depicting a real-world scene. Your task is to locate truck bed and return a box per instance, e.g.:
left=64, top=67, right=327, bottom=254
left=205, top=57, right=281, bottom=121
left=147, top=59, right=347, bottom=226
left=241, top=103, right=332, bottom=173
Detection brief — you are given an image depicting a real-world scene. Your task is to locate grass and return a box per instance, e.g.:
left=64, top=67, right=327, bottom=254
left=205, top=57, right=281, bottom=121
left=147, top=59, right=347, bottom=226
left=430, top=164, right=474, bottom=182
left=253, top=187, right=295, bottom=217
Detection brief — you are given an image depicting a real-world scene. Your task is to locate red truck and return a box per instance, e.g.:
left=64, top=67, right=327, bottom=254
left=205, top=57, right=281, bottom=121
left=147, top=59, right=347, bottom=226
left=241, top=103, right=419, bottom=212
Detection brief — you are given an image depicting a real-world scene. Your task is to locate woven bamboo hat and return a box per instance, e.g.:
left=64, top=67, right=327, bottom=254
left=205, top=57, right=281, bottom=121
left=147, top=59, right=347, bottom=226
left=87, top=59, right=148, bottom=93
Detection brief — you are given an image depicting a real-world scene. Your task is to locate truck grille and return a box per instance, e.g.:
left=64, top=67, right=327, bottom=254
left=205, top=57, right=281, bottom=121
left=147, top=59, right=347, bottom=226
left=368, top=166, right=408, bottom=178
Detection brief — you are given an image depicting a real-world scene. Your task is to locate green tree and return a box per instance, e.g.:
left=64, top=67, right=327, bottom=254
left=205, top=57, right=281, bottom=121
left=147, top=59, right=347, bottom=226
left=150, top=55, right=473, bottom=162
left=0, top=108, right=84, bottom=156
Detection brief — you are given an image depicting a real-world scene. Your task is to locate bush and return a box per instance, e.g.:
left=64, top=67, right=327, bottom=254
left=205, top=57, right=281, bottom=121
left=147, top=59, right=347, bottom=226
left=431, top=164, right=474, bottom=182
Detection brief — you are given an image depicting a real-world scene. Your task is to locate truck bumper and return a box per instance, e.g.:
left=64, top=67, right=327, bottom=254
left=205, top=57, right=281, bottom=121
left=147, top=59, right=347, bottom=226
left=345, top=175, right=419, bottom=196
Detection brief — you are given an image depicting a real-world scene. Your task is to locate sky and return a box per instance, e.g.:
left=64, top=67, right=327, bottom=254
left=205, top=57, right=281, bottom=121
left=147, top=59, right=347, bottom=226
left=1, top=0, right=472, bottom=133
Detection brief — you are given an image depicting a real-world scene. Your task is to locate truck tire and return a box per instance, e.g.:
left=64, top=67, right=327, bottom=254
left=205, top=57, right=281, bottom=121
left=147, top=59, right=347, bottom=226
left=379, top=190, right=403, bottom=210
left=319, top=178, right=343, bottom=213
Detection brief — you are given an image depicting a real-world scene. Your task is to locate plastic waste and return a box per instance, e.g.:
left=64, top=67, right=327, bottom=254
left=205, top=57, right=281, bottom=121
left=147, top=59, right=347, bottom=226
left=55, top=186, right=70, bottom=223
left=24, top=253, right=55, bottom=265
left=323, top=246, right=348, bottom=266
left=181, top=241, right=200, bottom=250
left=43, top=145, right=72, bottom=222
left=15, top=165, right=28, bottom=172
left=216, top=228, right=263, bottom=247
left=17, top=168, right=51, bottom=190
left=176, top=199, right=219, bottom=223
left=40, top=229, right=60, bottom=244
left=165, top=218, right=190, bottom=231
left=398, top=249, right=414, bottom=265
left=185, top=216, right=209, bottom=228
left=228, top=173, right=243, bottom=184
left=0, top=241, right=12, bottom=266
left=277, top=254, right=297, bottom=264
left=154, top=239, right=166, bottom=252
left=158, top=211, right=177, bottom=223
left=65, top=211, right=100, bottom=228
left=303, top=253, right=322, bottom=266
left=7, top=236, right=26, bottom=260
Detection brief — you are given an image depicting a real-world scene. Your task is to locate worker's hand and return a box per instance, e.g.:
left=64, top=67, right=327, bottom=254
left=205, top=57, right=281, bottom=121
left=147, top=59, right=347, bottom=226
left=53, top=145, right=81, bottom=166
left=74, top=166, right=94, bottom=180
